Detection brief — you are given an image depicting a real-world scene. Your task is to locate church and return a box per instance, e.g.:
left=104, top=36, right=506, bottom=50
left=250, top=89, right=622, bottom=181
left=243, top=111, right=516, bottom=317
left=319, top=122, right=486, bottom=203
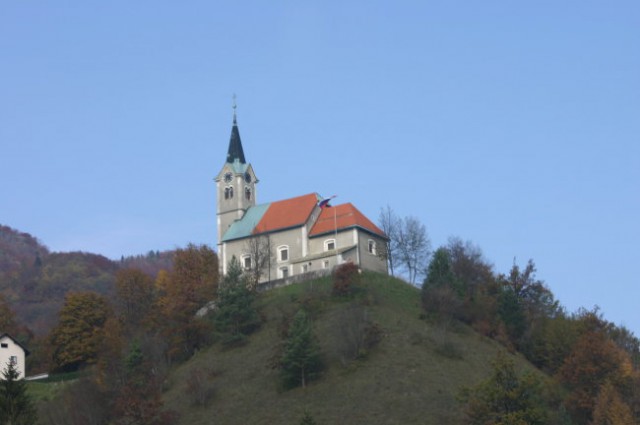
left=216, top=109, right=388, bottom=284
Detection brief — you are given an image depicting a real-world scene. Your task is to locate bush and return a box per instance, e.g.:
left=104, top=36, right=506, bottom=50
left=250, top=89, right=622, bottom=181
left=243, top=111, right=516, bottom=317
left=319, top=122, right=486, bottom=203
left=332, top=263, right=361, bottom=297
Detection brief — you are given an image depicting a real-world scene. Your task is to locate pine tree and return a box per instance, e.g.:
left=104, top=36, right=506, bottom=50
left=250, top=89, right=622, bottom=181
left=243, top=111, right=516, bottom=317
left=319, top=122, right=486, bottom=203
left=281, top=309, right=322, bottom=389
left=213, top=257, right=261, bottom=345
left=0, top=361, right=38, bottom=425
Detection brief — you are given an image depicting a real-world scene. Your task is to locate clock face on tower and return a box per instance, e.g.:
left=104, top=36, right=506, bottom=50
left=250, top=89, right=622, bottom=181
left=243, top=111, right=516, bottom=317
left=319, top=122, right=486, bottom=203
left=244, top=172, right=252, bottom=183
left=223, top=172, right=233, bottom=183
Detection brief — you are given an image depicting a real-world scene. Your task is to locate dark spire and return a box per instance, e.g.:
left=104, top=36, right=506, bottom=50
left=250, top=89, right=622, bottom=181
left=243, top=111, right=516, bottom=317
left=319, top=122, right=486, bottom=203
left=226, top=95, right=246, bottom=164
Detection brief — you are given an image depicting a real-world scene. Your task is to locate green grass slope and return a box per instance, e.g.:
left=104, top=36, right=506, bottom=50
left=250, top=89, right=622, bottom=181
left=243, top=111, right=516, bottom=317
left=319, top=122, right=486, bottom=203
left=163, top=272, right=535, bottom=425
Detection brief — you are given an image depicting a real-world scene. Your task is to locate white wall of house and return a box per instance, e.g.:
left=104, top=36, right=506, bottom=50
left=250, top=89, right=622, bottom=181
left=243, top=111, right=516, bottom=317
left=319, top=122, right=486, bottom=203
left=0, top=335, right=26, bottom=379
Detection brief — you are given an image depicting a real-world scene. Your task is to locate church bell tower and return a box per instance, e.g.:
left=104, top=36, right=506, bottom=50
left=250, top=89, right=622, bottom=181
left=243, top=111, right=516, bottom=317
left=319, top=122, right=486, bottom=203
left=215, top=102, right=258, bottom=258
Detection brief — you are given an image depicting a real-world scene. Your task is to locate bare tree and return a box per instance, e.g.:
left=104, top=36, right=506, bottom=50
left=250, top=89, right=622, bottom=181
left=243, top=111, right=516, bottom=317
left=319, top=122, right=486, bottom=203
left=396, top=216, right=431, bottom=285
left=377, top=205, right=401, bottom=276
left=243, top=235, right=272, bottom=290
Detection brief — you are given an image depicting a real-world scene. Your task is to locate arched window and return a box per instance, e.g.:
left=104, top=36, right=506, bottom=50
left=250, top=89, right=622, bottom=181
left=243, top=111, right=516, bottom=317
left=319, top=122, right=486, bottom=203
left=241, top=255, right=252, bottom=270
left=224, top=187, right=230, bottom=199
left=279, top=266, right=289, bottom=279
left=278, top=245, right=289, bottom=262
left=368, top=239, right=376, bottom=255
left=324, top=239, right=336, bottom=251
left=245, top=187, right=252, bottom=201
left=228, top=186, right=234, bottom=199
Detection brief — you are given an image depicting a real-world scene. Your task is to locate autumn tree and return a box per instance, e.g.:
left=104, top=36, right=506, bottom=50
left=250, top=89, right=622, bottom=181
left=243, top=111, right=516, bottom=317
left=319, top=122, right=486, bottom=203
left=156, top=244, right=219, bottom=361
left=49, top=291, right=111, bottom=372
left=0, top=360, right=38, bottom=425
left=115, top=268, right=155, bottom=328
left=591, top=380, right=635, bottom=425
left=112, top=343, right=176, bottom=425
left=557, top=322, right=634, bottom=423
left=281, top=309, right=322, bottom=389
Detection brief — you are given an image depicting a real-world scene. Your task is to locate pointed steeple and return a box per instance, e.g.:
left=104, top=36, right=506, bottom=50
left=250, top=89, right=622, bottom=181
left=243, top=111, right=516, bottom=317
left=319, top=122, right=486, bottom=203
left=226, top=96, right=246, bottom=164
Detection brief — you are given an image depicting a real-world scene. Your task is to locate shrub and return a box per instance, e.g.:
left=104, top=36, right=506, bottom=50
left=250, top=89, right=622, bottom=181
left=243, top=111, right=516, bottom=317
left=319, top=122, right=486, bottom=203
left=332, top=263, right=361, bottom=297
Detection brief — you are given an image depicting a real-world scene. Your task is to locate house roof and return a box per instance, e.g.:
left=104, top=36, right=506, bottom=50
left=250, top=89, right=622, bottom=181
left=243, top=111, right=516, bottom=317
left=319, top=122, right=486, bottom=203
left=0, top=333, right=30, bottom=356
left=253, top=193, right=319, bottom=234
left=221, top=193, right=387, bottom=242
left=222, top=193, right=319, bottom=242
left=309, top=203, right=387, bottom=239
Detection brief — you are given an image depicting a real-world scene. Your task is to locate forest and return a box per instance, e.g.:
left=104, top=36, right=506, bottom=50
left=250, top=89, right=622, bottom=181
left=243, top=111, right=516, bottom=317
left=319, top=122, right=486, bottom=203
left=0, top=223, right=638, bottom=424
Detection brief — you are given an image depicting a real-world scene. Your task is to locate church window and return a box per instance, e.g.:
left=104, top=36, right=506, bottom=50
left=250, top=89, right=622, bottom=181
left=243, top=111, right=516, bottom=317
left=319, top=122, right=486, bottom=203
left=242, top=255, right=252, bottom=270
left=368, top=240, right=376, bottom=255
left=279, top=266, right=289, bottom=279
left=224, top=186, right=234, bottom=200
left=278, top=246, right=289, bottom=262
left=324, top=239, right=336, bottom=251
left=245, top=187, right=252, bottom=201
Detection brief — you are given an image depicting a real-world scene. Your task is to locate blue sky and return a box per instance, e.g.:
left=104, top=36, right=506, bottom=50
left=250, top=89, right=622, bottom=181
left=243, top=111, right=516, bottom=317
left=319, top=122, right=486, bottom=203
left=1, top=1, right=638, bottom=334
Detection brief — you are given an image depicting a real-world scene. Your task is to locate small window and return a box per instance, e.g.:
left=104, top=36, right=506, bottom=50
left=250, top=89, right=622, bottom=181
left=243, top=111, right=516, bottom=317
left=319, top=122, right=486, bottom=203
left=280, top=266, right=289, bottom=279
left=242, top=255, right=252, bottom=270
left=368, top=240, right=376, bottom=255
left=324, top=239, right=336, bottom=251
left=278, top=246, right=289, bottom=262
left=0, top=343, right=7, bottom=349
left=302, top=264, right=308, bottom=273
left=323, top=260, right=330, bottom=269
left=245, top=187, right=252, bottom=201
left=9, top=356, right=17, bottom=365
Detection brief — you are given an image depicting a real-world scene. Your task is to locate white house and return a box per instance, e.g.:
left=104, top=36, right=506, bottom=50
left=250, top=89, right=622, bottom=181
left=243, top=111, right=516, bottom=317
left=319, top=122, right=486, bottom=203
left=0, top=333, right=29, bottom=379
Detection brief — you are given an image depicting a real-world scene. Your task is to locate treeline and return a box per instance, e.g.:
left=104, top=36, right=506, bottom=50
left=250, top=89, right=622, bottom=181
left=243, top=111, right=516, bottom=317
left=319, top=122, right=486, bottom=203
left=378, top=207, right=639, bottom=423
left=0, top=225, right=176, bottom=338
left=37, top=244, right=219, bottom=424
left=410, top=241, right=637, bottom=422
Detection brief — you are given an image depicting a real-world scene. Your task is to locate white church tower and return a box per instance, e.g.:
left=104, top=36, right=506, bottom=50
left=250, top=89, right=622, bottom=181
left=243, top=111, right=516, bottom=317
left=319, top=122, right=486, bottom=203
left=215, top=102, right=258, bottom=270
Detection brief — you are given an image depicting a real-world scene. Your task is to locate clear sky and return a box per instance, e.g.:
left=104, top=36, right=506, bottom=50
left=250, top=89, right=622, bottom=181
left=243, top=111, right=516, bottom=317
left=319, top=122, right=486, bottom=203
left=1, top=1, right=638, bottom=334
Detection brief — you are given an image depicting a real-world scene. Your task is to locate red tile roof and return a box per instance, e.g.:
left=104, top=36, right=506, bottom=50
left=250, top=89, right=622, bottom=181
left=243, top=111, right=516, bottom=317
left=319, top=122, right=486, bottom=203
left=253, top=193, right=319, bottom=234
left=309, top=203, right=387, bottom=238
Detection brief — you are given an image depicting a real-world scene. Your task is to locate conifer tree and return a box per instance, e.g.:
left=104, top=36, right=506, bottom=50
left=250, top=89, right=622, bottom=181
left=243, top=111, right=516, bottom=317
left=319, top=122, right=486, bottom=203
left=0, top=360, right=38, bottom=425
left=281, top=309, right=322, bottom=389
left=214, top=257, right=260, bottom=344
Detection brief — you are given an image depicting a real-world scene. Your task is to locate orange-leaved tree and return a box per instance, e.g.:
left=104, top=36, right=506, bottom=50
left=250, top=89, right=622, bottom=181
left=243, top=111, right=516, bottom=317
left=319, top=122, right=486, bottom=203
left=49, top=291, right=112, bottom=372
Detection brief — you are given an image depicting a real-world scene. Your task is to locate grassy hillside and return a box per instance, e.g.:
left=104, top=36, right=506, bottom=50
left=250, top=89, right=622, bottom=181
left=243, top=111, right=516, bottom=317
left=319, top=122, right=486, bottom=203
left=163, top=272, right=537, bottom=425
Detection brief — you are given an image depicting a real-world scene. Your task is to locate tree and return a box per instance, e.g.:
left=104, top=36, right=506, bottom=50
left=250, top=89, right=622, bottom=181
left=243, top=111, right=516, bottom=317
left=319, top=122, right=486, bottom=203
left=243, top=235, right=272, bottom=290
left=115, top=268, right=155, bottom=328
left=591, top=380, right=635, bottom=425
left=281, top=309, right=322, bottom=389
left=156, top=244, right=219, bottom=361
left=214, top=257, right=261, bottom=344
left=462, top=351, right=547, bottom=425
left=377, top=205, right=401, bottom=276
left=557, top=325, right=634, bottom=423
left=423, top=247, right=456, bottom=290
left=0, top=360, right=38, bottom=425
left=49, top=291, right=111, bottom=372
left=396, top=216, right=431, bottom=285
left=447, top=237, right=494, bottom=297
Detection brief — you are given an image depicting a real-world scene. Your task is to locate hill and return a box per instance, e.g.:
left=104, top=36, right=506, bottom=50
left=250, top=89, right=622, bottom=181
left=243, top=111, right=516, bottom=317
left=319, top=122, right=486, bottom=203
left=0, top=224, right=174, bottom=336
left=162, top=273, right=538, bottom=425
